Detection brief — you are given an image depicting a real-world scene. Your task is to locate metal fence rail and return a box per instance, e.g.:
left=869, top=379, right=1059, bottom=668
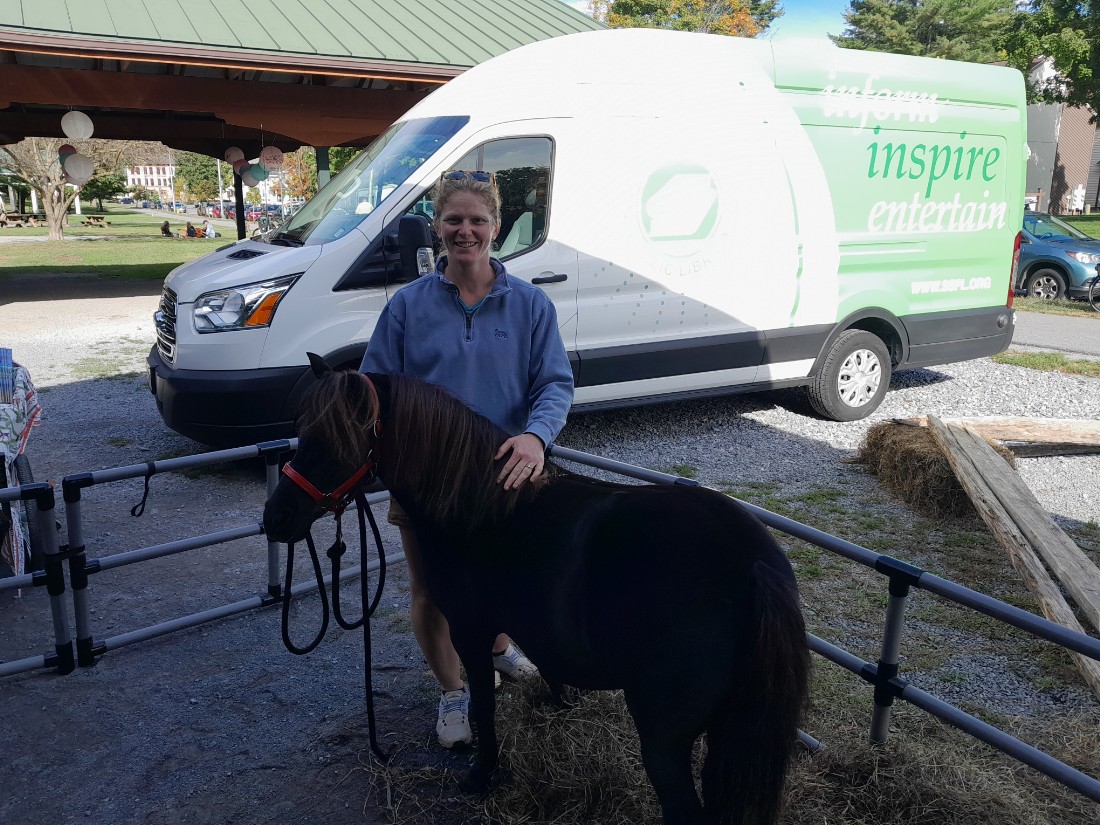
left=2, top=441, right=1098, bottom=804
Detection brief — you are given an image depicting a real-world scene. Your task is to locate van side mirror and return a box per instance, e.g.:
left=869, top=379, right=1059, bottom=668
left=398, top=214, right=435, bottom=280
left=333, top=213, right=435, bottom=292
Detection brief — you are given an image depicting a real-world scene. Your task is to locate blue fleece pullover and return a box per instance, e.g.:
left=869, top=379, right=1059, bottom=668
left=359, top=257, right=574, bottom=448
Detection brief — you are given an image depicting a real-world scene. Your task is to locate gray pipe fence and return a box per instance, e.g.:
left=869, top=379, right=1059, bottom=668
left=1, top=440, right=1098, bottom=804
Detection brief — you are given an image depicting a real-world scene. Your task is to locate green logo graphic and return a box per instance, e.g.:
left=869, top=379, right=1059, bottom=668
left=640, top=166, right=719, bottom=249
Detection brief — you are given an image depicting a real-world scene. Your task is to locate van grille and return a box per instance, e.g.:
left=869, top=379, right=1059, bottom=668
left=155, top=286, right=177, bottom=363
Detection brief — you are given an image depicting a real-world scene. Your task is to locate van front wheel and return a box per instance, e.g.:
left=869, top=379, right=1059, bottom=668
left=808, top=330, right=891, bottom=421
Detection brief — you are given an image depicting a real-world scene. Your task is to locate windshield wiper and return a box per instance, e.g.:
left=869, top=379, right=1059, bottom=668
left=270, top=231, right=304, bottom=247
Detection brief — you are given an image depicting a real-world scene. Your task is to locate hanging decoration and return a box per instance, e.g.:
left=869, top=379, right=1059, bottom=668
left=60, top=110, right=94, bottom=141
left=224, top=146, right=245, bottom=163
left=57, top=144, right=77, bottom=158
left=61, top=152, right=95, bottom=185
left=258, top=145, right=284, bottom=170
left=249, top=163, right=269, bottom=182
left=240, top=169, right=259, bottom=187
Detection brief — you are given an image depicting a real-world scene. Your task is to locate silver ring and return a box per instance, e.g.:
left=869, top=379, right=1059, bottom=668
left=525, top=464, right=535, bottom=469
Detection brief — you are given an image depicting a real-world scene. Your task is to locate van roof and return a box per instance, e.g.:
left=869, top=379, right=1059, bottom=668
left=405, top=28, right=1024, bottom=121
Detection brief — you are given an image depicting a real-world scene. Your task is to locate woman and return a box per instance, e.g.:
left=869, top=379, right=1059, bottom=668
left=160, top=220, right=172, bottom=237
left=360, top=170, right=573, bottom=749
left=185, top=221, right=196, bottom=238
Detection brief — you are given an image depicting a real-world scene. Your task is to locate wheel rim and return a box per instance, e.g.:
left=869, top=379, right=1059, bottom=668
left=837, top=348, right=881, bottom=407
left=1030, top=274, right=1060, bottom=301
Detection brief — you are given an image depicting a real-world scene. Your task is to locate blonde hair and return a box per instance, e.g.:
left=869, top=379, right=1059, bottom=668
left=432, top=171, right=502, bottom=228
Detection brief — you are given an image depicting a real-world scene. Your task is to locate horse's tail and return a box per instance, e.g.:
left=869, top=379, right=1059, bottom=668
left=703, top=558, right=810, bottom=825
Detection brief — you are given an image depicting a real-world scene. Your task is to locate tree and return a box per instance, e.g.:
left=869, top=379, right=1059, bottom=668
left=175, top=151, right=219, bottom=203
left=1004, top=1, right=1100, bottom=112
left=835, top=0, right=1013, bottom=64
left=79, top=171, right=127, bottom=211
left=282, top=147, right=318, bottom=199
left=0, top=137, right=125, bottom=240
left=330, top=146, right=361, bottom=175
left=596, top=0, right=783, bottom=37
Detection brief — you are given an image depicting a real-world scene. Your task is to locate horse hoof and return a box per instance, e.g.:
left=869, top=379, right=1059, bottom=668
left=457, top=764, right=509, bottom=795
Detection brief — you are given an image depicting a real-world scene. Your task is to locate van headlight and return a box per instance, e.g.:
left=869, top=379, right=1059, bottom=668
left=1068, top=251, right=1100, bottom=264
left=193, top=275, right=299, bottom=333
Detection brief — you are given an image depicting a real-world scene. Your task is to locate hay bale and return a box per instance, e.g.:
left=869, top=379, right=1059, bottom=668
left=856, top=422, right=1015, bottom=519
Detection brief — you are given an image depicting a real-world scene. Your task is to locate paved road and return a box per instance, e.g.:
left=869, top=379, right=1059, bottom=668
left=1012, top=308, right=1100, bottom=361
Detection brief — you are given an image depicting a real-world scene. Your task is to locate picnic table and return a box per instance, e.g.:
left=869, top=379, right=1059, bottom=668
left=0, top=213, right=44, bottom=228
left=79, top=215, right=111, bottom=227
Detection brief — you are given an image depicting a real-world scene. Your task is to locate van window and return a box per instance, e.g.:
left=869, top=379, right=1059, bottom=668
left=412, top=137, right=552, bottom=259
left=276, top=115, right=468, bottom=247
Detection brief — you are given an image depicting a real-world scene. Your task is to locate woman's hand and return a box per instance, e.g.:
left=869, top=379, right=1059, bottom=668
left=495, top=433, right=545, bottom=490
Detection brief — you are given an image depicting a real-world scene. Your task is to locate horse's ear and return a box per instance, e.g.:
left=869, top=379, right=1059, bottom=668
left=307, top=352, right=333, bottom=378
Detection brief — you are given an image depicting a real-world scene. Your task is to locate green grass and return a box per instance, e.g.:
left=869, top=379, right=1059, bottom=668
left=992, top=349, right=1100, bottom=378
left=0, top=203, right=228, bottom=280
left=1013, top=295, right=1098, bottom=318
left=662, top=463, right=697, bottom=479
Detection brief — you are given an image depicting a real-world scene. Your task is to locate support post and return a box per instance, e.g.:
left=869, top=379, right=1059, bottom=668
left=869, top=575, right=911, bottom=743
left=32, top=484, right=74, bottom=674
left=264, top=449, right=284, bottom=600
left=234, top=174, right=246, bottom=240
left=63, top=477, right=98, bottom=667
left=316, top=146, right=331, bottom=188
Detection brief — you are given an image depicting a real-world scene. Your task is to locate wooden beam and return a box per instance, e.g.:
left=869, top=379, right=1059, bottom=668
left=893, top=416, right=1100, bottom=457
left=0, top=64, right=425, bottom=147
left=927, top=417, right=1100, bottom=697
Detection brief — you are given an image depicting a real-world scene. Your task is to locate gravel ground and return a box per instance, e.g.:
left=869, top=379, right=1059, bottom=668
left=1, top=274, right=1099, bottom=824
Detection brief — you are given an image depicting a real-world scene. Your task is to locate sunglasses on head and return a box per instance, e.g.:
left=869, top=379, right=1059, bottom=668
left=442, top=170, right=493, bottom=183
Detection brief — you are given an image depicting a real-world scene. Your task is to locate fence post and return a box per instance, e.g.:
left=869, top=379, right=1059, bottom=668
left=869, top=557, right=923, bottom=743
left=29, top=483, right=75, bottom=674
left=259, top=441, right=291, bottom=601
left=63, top=474, right=100, bottom=667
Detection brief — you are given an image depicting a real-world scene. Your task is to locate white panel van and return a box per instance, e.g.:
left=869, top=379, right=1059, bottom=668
left=148, top=29, right=1025, bottom=446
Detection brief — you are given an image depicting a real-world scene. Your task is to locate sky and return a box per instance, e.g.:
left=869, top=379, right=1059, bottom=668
left=562, top=1, right=850, bottom=40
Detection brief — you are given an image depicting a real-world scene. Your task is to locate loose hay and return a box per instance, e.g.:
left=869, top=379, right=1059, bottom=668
left=856, top=422, right=1015, bottom=518
left=356, top=680, right=1099, bottom=825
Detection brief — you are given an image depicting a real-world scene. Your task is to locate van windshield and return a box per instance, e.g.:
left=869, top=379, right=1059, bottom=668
left=273, top=115, right=468, bottom=247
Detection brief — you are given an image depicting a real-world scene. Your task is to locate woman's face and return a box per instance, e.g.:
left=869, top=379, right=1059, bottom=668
left=437, top=191, right=499, bottom=268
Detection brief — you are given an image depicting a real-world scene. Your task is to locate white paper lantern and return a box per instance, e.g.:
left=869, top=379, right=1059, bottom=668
left=62, top=152, right=95, bottom=181
left=224, top=146, right=245, bottom=163
left=258, top=145, right=284, bottom=170
left=60, top=110, right=94, bottom=140
left=240, top=170, right=258, bottom=187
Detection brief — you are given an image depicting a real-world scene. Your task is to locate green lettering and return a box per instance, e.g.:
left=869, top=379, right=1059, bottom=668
left=925, top=145, right=951, bottom=197
left=982, top=147, right=1001, bottom=181
left=884, top=143, right=907, bottom=179
left=908, top=144, right=926, bottom=179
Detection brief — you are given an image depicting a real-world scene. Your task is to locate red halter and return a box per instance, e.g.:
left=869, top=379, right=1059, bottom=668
left=281, top=373, right=382, bottom=515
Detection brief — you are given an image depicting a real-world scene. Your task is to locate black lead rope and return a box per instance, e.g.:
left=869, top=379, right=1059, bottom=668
left=280, top=492, right=390, bottom=761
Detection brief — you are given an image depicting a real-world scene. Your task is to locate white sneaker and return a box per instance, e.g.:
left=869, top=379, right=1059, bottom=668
left=436, top=687, right=473, bottom=749
left=493, top=642, right=539, bottom=680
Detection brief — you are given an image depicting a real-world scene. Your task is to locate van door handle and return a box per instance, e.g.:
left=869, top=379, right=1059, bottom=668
left=532, top=273, right=568, bottom=284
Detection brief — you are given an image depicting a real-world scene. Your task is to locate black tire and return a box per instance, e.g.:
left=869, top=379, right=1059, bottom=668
left=1089, top=274, right=1100, bottom=312
left=807, top=330, right=892, bottom=422
left=1025, top=268, right=1066, bottom=301
left=13, top=454, right=44, bottom=572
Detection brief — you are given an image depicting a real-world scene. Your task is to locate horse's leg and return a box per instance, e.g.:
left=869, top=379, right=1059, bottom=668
left=455, top=641, right=502, bottom=794
left=626, top=695, right=704, bottom=825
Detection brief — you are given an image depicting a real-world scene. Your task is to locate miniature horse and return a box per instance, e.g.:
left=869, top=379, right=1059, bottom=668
left=263, top=362, right=810, bottom=825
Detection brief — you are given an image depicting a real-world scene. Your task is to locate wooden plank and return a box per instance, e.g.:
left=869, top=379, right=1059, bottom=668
left=895, top=416, right=1100, bottom=448
left=927, top=417, right=1100, bottom=698
left=948, top=423, right=1100, bottom=632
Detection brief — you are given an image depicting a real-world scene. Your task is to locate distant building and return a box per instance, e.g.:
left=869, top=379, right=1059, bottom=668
left=1025, top=57, right=1099, bottom=215
left=125, top=163, right=175, bottom=202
